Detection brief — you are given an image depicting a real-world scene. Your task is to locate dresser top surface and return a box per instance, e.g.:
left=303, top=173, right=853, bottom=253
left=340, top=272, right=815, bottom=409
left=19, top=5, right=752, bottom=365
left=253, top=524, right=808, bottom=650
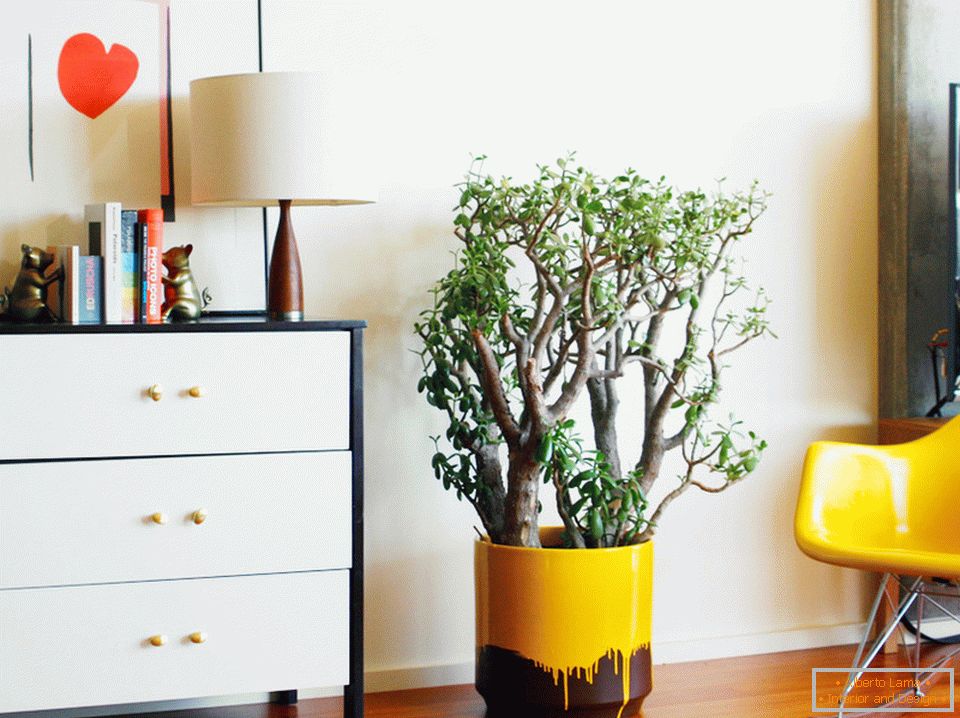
left=0, top=315, right=366, bottom=335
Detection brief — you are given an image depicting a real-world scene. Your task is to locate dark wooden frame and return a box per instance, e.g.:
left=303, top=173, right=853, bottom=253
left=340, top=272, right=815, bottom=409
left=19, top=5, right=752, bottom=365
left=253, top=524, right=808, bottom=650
left=0, top=317, right=365, bottom=718
left=879, top=0, right=960, bottom=418
left=950, top=83, right=960, bottom=384
left=878, top=0, right=908, bottom=418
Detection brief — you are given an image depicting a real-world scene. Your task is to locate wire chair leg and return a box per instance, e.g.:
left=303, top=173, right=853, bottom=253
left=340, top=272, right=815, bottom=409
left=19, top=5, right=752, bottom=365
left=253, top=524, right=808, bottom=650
left=847, top=574, right=892, bottom=681
left=838, top=577, right=922, bottom=717
left=914, top=592, right=925, bottom=697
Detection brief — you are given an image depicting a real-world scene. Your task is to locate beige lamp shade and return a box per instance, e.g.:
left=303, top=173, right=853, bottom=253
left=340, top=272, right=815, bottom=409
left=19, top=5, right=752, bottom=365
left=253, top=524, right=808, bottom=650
left=189, top=72, right=377, bottom=206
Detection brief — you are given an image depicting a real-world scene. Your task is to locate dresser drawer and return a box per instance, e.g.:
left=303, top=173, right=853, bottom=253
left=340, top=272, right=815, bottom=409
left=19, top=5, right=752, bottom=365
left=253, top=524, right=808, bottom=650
left=0, top=452, right=352, bottom=588
left=0, top=571, right=349, bottom=712
left=0, top=331, right=350, bottom=461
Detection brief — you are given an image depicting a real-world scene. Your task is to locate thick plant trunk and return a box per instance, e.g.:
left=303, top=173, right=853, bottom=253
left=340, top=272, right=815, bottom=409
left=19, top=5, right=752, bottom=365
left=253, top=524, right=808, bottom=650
left=638, top=434, right=663, bottom=496
left=587, top=376, right=622, bottom=480
left=476, top=443, right=507, bottom=542
left=500, top=451, right=542, bottom=547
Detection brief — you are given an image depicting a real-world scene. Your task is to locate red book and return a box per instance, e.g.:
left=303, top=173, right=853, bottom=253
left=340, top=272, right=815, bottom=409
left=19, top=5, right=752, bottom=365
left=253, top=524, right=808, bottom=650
left=138, top=209, right=164, bottom=324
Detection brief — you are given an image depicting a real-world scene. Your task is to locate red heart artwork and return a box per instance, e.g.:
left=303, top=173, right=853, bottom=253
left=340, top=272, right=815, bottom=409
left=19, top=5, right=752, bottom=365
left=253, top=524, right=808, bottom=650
left=58, top=33, right=139, bottom=119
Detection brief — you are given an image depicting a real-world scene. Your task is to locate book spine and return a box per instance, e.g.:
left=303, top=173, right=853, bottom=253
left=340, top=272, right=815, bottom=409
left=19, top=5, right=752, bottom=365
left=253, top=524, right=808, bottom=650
left=79, top=256, right=102, bottom=324
left=84, top=202, right=122, bottom=323
left=138, top=209, right=164, bottom=324
left=106, top=202, right=121, bottom=323
left=138, top=223, right=148, bottom=323
left=120, top=210, right=138, bottom=323
left=134, top=223, right=141, bottom=322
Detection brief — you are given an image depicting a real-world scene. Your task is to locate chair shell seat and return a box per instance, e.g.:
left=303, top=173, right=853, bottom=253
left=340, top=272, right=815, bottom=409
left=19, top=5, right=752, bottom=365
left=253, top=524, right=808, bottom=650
left=795, top=418, right=960, bottom=578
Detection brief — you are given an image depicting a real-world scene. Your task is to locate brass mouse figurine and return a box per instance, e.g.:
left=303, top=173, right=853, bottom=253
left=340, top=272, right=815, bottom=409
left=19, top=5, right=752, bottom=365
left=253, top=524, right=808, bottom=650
left=0, top=245, right=61, bottom=323
left=161, top=244, right=209, bottom=321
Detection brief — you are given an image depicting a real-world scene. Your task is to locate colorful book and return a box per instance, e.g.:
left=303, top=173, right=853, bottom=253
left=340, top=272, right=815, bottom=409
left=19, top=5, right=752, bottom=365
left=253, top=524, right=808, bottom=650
left=137, top=222, right=147, bottom=323
left=84, top=202, right=122, bottom=323
left=119, top=209, right=138, bottom=323
left=78, top=255, right=102, bottom=324
left=138, top=209, right=164, bottom=324
left=45, top=245, right=80, bottom=324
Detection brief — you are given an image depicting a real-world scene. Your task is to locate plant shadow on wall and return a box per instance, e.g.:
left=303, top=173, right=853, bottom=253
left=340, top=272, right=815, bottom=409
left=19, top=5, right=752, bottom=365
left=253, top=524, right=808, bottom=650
left=414, top=156, right=774, bottom=718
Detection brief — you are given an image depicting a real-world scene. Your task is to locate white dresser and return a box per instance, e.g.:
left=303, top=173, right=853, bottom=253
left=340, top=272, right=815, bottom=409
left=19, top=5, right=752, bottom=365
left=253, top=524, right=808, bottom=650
left=0, top=319, right=364, bottom=718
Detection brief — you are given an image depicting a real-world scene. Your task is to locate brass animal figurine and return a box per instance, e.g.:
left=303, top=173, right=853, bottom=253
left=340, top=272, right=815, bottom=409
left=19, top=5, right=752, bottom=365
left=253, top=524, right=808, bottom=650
left=161, top=244, right=210, bottom=321
left=0, top=245, right=61, bottom=323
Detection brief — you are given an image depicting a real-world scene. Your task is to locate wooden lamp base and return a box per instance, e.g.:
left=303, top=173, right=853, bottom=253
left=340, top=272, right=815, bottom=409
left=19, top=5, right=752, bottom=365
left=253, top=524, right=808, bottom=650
left=268, top=199, right=304, bottom=321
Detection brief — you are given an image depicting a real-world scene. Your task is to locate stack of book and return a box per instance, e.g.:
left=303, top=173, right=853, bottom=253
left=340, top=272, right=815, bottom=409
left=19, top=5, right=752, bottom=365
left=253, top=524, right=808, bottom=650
left=47, top=204, right=164, bottom=324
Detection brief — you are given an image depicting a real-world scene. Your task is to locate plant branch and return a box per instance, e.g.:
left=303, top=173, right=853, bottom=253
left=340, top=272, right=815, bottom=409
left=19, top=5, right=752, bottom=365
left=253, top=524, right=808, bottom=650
left=470, top=328, right=520, bottom=446
left=542, top=326, right=580, bottom=394
left=689, top=478, right=735, bottom=493
left=500, top=313, right=524, bottom=349
left=663, top=427, right=687, bottom=451
left=548, top=241, right=596, bottom=419
left=716, top=334, right=758, bottom=358
left=551, top=468, right=586, bottom=548
left=635, top=478, right=690, bottom=543
left=520, top=357, right=550, bottom=433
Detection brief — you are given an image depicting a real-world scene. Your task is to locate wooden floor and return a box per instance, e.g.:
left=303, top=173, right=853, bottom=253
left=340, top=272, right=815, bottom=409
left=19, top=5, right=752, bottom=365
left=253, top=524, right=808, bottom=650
left=130, top=643, right=960, bottom=718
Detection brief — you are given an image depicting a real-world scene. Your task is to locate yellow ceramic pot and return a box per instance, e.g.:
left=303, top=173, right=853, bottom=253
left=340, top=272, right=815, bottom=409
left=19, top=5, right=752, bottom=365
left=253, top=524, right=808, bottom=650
left=475, top=527, right=654, bottom=718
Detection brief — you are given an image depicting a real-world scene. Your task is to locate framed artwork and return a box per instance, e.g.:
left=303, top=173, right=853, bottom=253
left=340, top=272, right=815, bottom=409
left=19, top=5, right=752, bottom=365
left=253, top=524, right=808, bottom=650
left=0, top=1, right=267, bottom=313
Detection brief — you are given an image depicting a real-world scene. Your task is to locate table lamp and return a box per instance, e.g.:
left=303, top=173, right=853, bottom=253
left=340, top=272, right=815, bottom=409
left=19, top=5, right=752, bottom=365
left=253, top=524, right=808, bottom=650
left=189, top=72, right=375, bottom=320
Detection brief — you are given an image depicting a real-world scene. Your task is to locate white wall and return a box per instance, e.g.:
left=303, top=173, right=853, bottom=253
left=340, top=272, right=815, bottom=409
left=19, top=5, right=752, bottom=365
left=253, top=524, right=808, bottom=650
left=263, top=0, right=879, bottom=689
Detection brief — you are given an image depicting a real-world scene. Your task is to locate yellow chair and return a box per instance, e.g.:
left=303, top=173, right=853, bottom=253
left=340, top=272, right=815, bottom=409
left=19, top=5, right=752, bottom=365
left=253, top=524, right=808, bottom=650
left=795, top=416, right=960, bottom=716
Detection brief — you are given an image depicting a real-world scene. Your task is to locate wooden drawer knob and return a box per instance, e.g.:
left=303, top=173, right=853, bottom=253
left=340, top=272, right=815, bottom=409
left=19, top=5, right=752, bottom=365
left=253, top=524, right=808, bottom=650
left=189, top=631, right=207, bottom=644
left=148, top=634, right=168, bottom=647
left=147, top=384, right=164, bottom=402
left=191, top=509, right=208, bottom=525
left=188, top=386, right=206, bottom=398
left=150, top=512, right=168, bottom=525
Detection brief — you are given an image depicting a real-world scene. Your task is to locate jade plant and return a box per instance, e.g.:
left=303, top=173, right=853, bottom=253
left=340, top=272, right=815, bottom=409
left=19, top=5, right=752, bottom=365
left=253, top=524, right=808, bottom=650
left=415, top=156, right=772, bottom=548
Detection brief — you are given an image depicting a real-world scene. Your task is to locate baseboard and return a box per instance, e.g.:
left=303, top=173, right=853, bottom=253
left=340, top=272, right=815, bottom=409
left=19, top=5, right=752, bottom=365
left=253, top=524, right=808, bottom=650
left=360, top=661, right=477, bottom=694
left=652, top=621, right=870, bottom=663
left=357, top=621, right=874, bottom=695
